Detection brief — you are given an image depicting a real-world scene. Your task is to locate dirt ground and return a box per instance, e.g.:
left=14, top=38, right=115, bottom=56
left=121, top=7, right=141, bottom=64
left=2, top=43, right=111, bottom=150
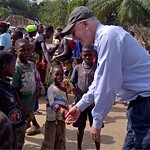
left=23, top=93, right=127, bottom=150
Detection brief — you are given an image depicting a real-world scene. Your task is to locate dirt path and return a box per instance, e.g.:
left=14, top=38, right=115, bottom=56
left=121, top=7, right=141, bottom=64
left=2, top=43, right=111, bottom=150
left=23, top=95, right=127, bottom=150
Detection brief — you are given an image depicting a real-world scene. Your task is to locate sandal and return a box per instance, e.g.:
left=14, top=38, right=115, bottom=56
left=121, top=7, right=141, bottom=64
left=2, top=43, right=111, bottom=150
left=26, top=125, right=41, bottom=136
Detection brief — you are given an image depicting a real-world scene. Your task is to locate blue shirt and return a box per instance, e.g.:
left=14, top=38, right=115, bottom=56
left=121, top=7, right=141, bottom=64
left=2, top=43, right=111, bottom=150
left=72, top=40, right=82, bottom=58
left=76, top=23, right=150, bottom=130
left=0, top=32, right=12, bottom=51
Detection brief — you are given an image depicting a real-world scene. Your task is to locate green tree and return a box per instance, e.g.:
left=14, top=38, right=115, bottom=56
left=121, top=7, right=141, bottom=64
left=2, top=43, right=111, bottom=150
left=38, top=0, right=68, bottom=28
left=0, top=0, right=37, bottom=19
left=87, top=0, right=150, bottom=27
left=67, top=0, right=89, bottom=14
left=0, top=6, right=11, bottom=20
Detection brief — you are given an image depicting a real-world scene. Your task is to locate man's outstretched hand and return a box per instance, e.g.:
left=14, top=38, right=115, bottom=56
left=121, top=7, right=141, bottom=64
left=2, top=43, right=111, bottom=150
left=90, top=126, right=101, bottom=142
left=65, top=106, right=81, bottom=124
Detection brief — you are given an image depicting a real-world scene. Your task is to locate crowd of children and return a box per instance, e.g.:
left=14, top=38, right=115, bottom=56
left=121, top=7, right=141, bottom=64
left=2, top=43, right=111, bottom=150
left=0, top=20, right=100, bottom=150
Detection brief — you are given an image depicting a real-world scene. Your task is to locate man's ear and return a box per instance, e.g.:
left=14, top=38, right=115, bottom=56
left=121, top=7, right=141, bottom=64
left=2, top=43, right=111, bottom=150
left=82, top=20, right=88, bottom=30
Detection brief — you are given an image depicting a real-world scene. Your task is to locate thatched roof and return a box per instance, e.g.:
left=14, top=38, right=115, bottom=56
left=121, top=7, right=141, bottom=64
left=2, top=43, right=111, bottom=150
left=5, top=14, right=35, bottom=27
left=128, top=24, right=150, bottom=51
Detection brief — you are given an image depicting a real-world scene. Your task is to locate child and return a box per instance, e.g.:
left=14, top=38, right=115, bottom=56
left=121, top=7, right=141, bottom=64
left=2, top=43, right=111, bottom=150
left=41, top=65, right=68, bottom=150
left=11, top=30, right=23, bottom=47
left=8, top=30, right=23, bottom=57
left=0, top=51, right=27, bottom=149
left=12, top=38, right=36, bottom=149
left=70, top=44, right=100, bottom=150
left=26, top=59, right=41, bottom=136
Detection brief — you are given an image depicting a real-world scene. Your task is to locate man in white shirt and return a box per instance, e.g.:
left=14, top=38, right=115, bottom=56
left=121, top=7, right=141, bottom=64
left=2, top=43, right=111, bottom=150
left=63, top=6, right=150, bottom=149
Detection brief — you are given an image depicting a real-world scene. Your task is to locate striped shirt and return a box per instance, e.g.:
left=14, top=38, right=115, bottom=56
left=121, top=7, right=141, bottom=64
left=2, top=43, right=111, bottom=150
left=46, top=84, right=68, bottom=122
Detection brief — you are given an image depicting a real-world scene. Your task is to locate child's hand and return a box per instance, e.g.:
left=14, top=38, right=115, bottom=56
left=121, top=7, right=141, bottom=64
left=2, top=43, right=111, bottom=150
left=63, top=110, right=68, bottom=119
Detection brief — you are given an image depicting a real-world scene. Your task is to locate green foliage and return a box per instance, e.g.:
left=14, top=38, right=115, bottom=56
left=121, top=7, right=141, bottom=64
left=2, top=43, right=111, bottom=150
left=38, top=0, right=68, bottom=28
left=87, top=0, right=150, bottom=27
left=0, top=6, right=11, bottom=20
left=0, top=0, right=150, bottom=29
left=68, top=0, right=89, bottom=14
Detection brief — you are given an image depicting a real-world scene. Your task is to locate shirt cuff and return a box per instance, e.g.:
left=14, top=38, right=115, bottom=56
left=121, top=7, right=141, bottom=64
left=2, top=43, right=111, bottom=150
left=76, top=100, right=89, bottom=112
left=93, top=118, right=103, bottom=130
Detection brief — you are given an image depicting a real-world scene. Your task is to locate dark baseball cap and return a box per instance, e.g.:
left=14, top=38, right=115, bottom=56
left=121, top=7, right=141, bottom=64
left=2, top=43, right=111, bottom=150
left=62, top=6, right=94, bottom=35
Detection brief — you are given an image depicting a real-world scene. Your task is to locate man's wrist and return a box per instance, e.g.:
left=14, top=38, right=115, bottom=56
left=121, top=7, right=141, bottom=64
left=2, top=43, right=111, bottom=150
left=93, top=119, right=103, bottom=130
left=76, top=100, right=88, bottom=112
left=74, top=105, right=81, bottom=112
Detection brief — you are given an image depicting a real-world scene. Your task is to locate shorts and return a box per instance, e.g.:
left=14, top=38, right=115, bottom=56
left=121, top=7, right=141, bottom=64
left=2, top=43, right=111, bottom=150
left=41, top=120, right=66, bottom=150
left=73, top=105, right=94, bottom=128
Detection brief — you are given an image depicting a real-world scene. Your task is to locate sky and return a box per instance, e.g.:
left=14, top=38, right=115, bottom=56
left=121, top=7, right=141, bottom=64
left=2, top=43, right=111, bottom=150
left=30, top=0, right=43, bottom=4
left=36, top=0, right=43, bottom=3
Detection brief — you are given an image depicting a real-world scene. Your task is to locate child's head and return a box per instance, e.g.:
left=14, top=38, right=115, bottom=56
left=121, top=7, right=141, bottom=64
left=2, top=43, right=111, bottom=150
left=51, top=65, right=64, bottom=86
left=0, top=51, right=16, bottom=78
left=36, top=23, right=44, bottom=34
left=81, top=44, right=94, bottom=65
left=0, top=111, right=13, bottom=149
left=11, top=30, right=23, bottom=46
left=15, top=38, right=31, bottom=64
left=45, top=25, right=54, bottom=39
left=54, top=27, right=64, bottom=40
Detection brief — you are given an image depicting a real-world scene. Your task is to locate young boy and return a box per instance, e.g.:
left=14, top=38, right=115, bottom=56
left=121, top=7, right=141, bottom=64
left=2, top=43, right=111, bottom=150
left=0, top=51, right=27, bottom=149
left=12, top=38, right=36, bottom=149
left=7, top=30, right=23, bottom=56
left=70, top=44, right=100, bottom=150
left=41, top=65, right=68, bottom=150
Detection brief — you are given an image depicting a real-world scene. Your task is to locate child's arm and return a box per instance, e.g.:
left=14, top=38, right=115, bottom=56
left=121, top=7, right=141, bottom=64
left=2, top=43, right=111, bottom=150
left=51, top=38, right=70, bottom=61
left=14, top=90, right=30, bottom=118
left=48, top=43, right=59, bottom=56
left=70, top=65, right=84, bottom=100
left=70, top=81, right=83, bottom=100
left=41, top=41, right=52, bottom=70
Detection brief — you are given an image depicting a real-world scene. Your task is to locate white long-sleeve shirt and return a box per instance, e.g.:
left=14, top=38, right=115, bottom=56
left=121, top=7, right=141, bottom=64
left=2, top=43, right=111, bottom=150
left=76, top=24, right=150, bottom=130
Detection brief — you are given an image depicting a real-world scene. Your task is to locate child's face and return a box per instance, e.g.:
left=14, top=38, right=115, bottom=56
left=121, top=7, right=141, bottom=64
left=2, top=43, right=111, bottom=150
left=81, top=49, right=94, bottom=65
left=16, top=42, right=31, bottom=64
left=52, top=68, right=64, bottom=86
left=5, top=58, right=16, bottom=77
left=11, top=33, right=20, bottom=46
left=29, top=30, right=37, bottom=37
left=38, top=25, right=44, bottom=33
